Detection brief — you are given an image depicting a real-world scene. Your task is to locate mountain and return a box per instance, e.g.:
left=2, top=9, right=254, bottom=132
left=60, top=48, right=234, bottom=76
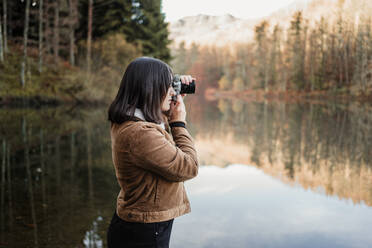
left=169, top=14, right=257, bottom=47
left=168, top=0, right=372, bottom=47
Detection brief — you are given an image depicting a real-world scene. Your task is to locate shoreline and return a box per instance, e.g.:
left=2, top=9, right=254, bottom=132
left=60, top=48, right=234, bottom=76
left=205, top=88, right=372, bottom=104
left=2, top=88, right=372, bottom=108
left=0, top=96, right=108, bottom=108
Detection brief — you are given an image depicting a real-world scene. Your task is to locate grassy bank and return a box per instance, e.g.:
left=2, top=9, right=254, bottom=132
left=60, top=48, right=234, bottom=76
left=1, top=47, right=84, bottom=106
left=0, top=38, right=140, bottom=107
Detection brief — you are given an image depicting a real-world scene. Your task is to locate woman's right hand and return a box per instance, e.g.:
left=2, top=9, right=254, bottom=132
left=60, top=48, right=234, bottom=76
left=169, top=94, right=186, bottom=123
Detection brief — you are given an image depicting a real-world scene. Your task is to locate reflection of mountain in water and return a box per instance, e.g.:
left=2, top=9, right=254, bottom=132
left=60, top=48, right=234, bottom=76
left=187, top=99, right=372, bottom=207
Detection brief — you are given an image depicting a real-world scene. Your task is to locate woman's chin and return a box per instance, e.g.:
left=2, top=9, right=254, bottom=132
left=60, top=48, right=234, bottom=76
left=162, top=106, right=170, bottom=112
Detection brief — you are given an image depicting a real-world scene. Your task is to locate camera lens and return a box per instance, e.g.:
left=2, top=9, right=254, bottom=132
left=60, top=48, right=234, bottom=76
left=180, top=80, right=196, bottom=94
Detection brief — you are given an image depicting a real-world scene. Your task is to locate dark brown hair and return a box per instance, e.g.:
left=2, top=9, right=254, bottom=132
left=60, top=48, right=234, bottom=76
left=108, top=57, right=173, bottom=125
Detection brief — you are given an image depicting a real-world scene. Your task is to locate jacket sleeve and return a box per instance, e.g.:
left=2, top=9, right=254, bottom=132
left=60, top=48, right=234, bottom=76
left=130, top=125, right=199, bottom=182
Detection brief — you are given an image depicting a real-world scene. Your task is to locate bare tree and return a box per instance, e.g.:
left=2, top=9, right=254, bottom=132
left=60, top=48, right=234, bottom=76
left=39, top=0, right=44, bottom=72
left=21, top=0, right=31, bottom=87
left=0, top=14, right=3, bottom=63
left=68, top=0, right=77, bottom=66
left=45, top=0, right=52, bottom=54
left=3, top=0, right=7, bottom=53
left=53, top=0, right=60, bottom=64
left=87, top=0, right=93, bottom=74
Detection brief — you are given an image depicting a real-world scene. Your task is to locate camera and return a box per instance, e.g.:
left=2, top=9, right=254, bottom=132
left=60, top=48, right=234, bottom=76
left=171, top=74, right=196, bottom=101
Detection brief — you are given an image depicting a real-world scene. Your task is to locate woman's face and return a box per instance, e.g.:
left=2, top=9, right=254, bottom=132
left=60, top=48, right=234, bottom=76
left=161, top=86, right=176, bottom=112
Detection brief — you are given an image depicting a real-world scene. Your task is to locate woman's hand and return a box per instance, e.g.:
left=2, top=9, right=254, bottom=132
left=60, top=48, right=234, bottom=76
left=169, top=75, right=194, bottom=123
left=169, top=94, right=186, bottom=123
left=179, top=75, right=194, bottom=97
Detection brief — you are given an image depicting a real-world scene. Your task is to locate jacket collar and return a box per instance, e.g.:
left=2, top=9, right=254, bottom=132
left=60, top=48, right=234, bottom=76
left=134, top=108, right=165, bottom=130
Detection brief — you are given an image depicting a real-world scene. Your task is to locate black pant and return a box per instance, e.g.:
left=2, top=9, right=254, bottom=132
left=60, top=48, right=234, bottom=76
left=107, top=211, right=174, bottom=248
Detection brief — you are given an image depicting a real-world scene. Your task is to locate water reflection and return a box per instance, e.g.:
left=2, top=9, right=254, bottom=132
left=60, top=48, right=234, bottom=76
left=188, top=99, right=372, bottom=207
left=83, top=216, right=104, bottom=248
left=0, top=107, right=117, bottom=247
left=0, top=99, right=371, bottom=247
left=172, top=165, right=372, bottom=248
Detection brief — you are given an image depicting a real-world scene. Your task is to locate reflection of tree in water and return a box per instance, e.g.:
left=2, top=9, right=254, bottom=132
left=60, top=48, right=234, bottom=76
left=282, top=103, right=304, bottom=178
left=185, top=94, right=220, bottom=137
left=217, top=99, right=232, bottom=123
left=231, top=99, right=244, bottom=115
left=250, top=103, right=265, bottom=167
left=23, top=117, right=39, bottom=247
left=193, top=99, right=372, bottom=206
left=0, top=107, right=118, bottom=247
left=262, top=101, right=277, bottom=167
left=1, top=101, right=370, bottom=246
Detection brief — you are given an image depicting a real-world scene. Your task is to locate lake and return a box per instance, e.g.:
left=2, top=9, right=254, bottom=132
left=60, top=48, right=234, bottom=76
left=1, top=97, right=372, bottom=248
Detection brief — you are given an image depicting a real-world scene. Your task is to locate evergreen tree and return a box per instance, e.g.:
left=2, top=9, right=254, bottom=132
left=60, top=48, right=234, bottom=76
left=77, top=0, right=132, bottom=41
left=77, top=0, right=171, bottom=61
left=131, top=0, right=171, bottom=62
left=94, top=0, right=133, bottom=37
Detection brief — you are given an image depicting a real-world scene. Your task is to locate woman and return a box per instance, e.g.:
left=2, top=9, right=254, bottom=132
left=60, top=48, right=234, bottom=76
left=107, top=57, right=199, bottom=248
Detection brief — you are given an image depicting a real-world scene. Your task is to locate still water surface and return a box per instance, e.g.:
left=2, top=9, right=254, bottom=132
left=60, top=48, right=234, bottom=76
left=0, top=98, right=372, bottom=247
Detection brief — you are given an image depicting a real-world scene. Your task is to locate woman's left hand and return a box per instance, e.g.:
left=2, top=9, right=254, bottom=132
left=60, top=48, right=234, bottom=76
left=179, top=75, right=195, bottom=97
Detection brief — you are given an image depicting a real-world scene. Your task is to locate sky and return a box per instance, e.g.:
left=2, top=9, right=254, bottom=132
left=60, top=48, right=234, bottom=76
left=162, top=0, right=308, bottom=22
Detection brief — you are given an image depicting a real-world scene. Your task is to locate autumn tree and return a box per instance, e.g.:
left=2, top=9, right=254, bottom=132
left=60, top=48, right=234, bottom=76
left=254, top=20, right=269, bottom=91
left=288, top=11, right=306, bottom=90
left=353, top=18, right=371, bottom=93
left=269, top=24, right=282, bottom=88
left=218, top=76, right=230, bottom=90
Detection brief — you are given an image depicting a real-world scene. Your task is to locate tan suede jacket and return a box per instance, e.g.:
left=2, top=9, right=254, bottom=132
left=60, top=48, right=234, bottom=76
left=110, top=117, right=199, bottom=223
